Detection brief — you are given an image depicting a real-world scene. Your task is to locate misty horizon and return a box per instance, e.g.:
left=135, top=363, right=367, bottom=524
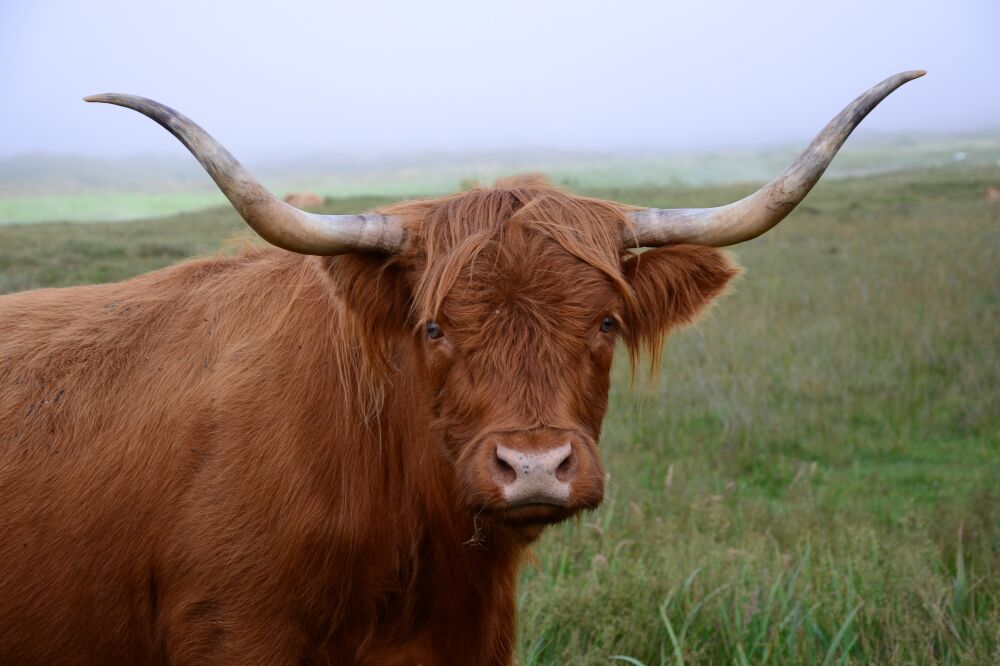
left=4, top=125, right=999, bottom=168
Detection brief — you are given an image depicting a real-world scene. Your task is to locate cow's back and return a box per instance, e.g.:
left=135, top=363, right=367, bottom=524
left=0, top=249, right=327, bottom=664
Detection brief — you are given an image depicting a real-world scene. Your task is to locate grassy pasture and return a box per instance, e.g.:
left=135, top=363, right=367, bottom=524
left=1, top=167, right=998, bottom=663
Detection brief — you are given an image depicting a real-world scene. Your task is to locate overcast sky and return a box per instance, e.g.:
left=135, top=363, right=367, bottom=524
left=1, top=0, right=997, bottom=160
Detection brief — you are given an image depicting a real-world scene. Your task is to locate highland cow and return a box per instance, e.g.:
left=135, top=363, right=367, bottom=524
left=0, top=71, right=922, bottom=664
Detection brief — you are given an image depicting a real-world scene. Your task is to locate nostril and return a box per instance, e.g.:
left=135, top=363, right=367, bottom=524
left=493, top=447, right=518, bottom=485
left=554, top=447, right=576, bottom=482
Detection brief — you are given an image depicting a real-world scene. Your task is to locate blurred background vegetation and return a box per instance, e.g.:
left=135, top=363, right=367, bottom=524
left=2, top=130, right=999, bottom=224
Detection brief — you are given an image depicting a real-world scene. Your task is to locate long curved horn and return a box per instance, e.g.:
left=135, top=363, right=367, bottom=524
left=626, top=71, right=925, bottom=248
left=84, top=94, right=405, bottom=255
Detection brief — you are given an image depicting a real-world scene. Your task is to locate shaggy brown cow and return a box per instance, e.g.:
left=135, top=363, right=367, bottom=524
left=0, top=71, right=922, bottom=664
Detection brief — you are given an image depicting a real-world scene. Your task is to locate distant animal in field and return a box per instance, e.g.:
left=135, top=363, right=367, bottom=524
left=283, top=191, right=325, bottom=210
left=0, top=71, right=923, bottom=664
left=985, top=186, right=1000, bottom=202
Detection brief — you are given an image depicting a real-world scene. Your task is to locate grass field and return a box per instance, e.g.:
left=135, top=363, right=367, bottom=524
left=1, top=167, right=998, bottom=663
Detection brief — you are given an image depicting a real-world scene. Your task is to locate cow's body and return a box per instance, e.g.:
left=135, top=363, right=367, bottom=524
left=0, top=249, right=520, bottom=664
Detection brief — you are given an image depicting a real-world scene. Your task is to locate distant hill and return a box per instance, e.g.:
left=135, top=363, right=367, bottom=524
left=2, top=130, right=999, bottom=224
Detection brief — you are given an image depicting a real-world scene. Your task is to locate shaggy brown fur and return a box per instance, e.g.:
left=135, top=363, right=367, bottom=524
left=0, top=178, right=737, bottom=664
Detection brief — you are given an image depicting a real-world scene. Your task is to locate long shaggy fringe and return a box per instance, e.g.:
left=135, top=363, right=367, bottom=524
left=383, top=176, right=638, bottom=324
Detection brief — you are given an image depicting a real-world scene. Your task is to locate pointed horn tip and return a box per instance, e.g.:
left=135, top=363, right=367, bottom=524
left=904, top=70, right=927, bottom=80
left=84, top=94, right=114, bottom=103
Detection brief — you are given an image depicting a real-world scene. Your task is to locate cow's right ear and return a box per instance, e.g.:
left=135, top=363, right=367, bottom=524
left=322, top=255, right=413, bottom=336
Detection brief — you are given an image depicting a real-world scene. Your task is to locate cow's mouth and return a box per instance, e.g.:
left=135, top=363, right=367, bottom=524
left=486, top=501, right=576, bottom=526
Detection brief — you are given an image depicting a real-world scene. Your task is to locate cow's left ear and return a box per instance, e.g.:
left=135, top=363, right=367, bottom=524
left=621, top=245, right=740, bottom=365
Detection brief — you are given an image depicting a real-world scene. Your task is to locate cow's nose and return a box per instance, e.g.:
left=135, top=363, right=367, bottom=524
left=493, top=442, right=575, bottom=505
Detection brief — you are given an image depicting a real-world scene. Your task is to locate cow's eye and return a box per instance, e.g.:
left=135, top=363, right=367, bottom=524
left=600, top=316, right=615, bottom=333
left=426, top=320, right=444, bottom=340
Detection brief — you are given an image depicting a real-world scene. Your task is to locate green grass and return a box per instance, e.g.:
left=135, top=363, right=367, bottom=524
left=1, top=167, right=998, bottom=664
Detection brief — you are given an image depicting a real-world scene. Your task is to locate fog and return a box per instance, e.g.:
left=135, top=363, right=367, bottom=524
left=2, top=0, right=997, bottom=160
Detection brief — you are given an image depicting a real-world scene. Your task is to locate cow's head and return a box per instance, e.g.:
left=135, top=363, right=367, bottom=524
left=331, top=181, right=738, bottom=535
left=86, top=71, right=923, bottom=537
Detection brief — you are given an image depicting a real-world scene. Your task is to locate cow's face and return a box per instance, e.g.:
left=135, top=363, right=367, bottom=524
left=420, top=223, right=619, bottom=534
left=334, top=184, right=738, bottom=539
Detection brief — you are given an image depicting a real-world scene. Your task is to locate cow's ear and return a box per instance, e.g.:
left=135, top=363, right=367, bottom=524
left=621, top=245, right=740, bottom=367
left=323, top=254, right=413, bottom=335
